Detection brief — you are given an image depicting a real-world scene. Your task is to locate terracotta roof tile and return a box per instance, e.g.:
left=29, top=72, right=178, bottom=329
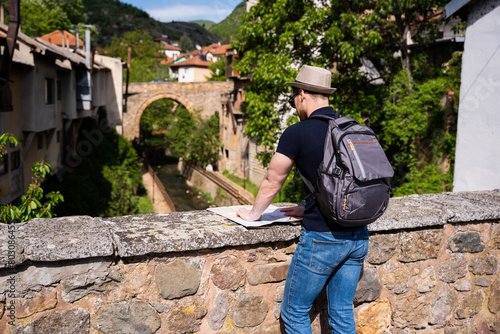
left=169, top=56, right=210, bottom=68
left=39, top=30, right=84, bottom=48
left=163, top=44, right=182, bottom=51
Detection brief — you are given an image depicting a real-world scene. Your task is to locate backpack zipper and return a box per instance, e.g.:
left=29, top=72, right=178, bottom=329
left=348, top=138, right=366, bottom=179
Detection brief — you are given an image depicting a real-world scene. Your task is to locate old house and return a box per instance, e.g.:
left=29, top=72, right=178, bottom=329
left=0, top=26, right=123, bottom=204
left=160, top=44, right=182, bottom=59
left=218, top=47, right=266, bottom=186
left=168, top=56, right=211, bottom=83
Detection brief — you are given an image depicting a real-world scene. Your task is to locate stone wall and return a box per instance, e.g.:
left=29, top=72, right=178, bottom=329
left=0, top=191, right=499, bottom=333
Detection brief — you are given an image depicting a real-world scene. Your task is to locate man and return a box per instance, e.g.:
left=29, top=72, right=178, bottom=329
left=237, top=65, right=368, bottom=334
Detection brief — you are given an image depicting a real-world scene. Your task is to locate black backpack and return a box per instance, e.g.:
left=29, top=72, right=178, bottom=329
left=300, top=112, right=394, bottom=227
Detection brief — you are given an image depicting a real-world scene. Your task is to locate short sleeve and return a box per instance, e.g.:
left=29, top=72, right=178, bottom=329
left=276, top=123, right=302, bottom=161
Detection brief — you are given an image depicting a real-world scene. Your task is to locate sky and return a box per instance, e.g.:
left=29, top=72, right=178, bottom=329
left=120, top=0, right=244, bottom=24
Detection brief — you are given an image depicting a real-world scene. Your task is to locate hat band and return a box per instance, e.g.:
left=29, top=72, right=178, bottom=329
left=294, top=80, right=331, bottom=90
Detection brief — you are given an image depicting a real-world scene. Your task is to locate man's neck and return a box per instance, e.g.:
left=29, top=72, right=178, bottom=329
left=306, top=102, right=330, bottom=118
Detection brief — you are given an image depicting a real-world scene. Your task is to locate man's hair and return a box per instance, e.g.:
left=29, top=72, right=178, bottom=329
left=293, top=87, right=329, bottom=100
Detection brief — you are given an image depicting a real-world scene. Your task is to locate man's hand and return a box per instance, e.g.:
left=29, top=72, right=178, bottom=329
left=236, top=207, right=261, bottom=221
left=280, top=206, right=305, bottom=218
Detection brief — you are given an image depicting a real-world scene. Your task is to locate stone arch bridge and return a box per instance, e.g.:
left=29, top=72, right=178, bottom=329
left=122, top=81, right=233, bottom=140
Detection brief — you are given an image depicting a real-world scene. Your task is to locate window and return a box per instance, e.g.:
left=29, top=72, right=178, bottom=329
left=0, top=155, right=8, bottom=176
left=10, top=151, right=20, bottom=171
left=45, top=78, right=55, bottom=104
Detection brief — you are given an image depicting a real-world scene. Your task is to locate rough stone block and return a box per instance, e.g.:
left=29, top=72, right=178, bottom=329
left=92, top=301, right=160, bottom=334
left=398, top=230, right=442, bottom=262
left=448, top=231, right=486, bottom=253
left=19, top=216, right=115, bottom=263
left=104, top=212, right=300, bottom=258
left=354, top=267, right=382, bottom=304
left=166, top=302, right=207, bottom=334
left=231, top=292, right=269, bottom=328
left=469, top=254, right=499, bottom=275
left=415, top=266, right=437, bottom=293
left=16, top=287, right=57, bottom=318
left=60, top=260, right=113, bottom=302
left=430, top=284, right=457, bottom=325
left=439, top=191, right=500, bottom=223
left=392, top=292, right=431, bottom=329
left=155, top=260, right=202, bottom=299
left=438, top=254, right=468, bottom=283
left=488, top=278, right=500, bottom=314
left=381, top=262, right=411, bottom=294
left=12, top=308, right=90, bottom=334
left=123, top=263, right=151, bottom=297
left=369, top=194, right=453, bottom=232
left=492, top=224, right=500, bottom=250
left=247, top=262, right=289, bottom=285
left=366, top=233, right=398, bottom=265
left=456, top=290, right=485, bottom=319
left=210, top=255, right=246, bottom=290
left=355, top=298, right=391, bottom=334
left=208, top=293, right=229, bottom=330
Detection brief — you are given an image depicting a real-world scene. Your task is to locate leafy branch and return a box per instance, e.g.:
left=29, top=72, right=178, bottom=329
left=0, top=134, right=64, bottom=224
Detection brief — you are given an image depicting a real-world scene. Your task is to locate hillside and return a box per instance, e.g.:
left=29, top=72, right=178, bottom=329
left=83, top=0, right=220, bottom=47
left=208, top=1, right=246, bottom=44
left=191, top=20, right=216, bottom=30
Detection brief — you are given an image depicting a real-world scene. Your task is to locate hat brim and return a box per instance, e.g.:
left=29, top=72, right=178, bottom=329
left=286, top=81, right=337, bottom=94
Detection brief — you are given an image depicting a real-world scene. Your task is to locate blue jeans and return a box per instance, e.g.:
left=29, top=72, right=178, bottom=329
left=281, top=226, right=369, bottom=334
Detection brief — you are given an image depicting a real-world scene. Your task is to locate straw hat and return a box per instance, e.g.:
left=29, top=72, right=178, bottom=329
left=286, top=65, right=337, bottom=94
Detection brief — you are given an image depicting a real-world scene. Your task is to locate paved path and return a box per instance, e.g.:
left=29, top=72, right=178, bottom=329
left=142, top=169, right=175, bottom=214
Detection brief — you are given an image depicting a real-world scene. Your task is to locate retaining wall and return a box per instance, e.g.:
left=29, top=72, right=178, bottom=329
left=0, top=191, right=499, bottom=333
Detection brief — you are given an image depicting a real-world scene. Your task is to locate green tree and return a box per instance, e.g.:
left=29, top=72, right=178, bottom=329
left=207, top=58, right=226, bottom=81
left=0, top=133, right=64, bottom=223
left=140, top=99, right=177, bottom=146
left=184, top=113, right=221, bottom=166
left=154, top=106, right=222, bottom=166
left=235, top=0, right=459, bottom=195
left=380, top=52, right=461, bottom=196
left=179, top=34, right=195, bottom=53
left=19, top=0, right=87, bottom=37
left=104, top=30, right=167, bottom=82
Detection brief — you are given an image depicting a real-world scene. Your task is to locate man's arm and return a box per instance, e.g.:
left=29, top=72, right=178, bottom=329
left=236, top=152, right=294, bottom=221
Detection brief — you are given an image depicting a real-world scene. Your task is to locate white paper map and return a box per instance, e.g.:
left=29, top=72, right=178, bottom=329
left=207, top=205, right=302, bottom=228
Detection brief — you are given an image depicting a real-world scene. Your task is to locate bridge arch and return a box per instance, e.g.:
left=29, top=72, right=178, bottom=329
left=123, top=81, right=233, bottom=140
left=132, top=92, right=195, bottom=140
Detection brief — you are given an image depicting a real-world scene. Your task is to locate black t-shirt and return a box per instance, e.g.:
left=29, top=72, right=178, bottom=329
left=276, top=106, right=350, bottom=232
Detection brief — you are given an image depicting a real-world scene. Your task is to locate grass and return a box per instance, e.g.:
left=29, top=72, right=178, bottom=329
left=138, top=195, right=155, bottom=214
left=222, top=170, right=259, bottom=197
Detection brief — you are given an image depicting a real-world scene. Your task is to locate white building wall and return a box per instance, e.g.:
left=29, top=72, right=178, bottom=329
left=453, top=0, right=500, bottom=191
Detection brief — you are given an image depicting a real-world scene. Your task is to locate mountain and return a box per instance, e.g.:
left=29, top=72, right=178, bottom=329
left=191, top=20, right=217, bottom=30
left=82, top=0, right=221, bottom=47
left=208, top=1, right=246, bottom=44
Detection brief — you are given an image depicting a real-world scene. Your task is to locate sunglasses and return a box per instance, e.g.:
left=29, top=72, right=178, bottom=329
left=288, top=91, right=300, bottom=109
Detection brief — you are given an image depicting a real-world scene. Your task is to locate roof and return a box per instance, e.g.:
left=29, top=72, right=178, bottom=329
left=168, top=56, right=210, bottom=68
left=163, top=44, right=181, bottom=51
left=445, top=0, right=479, bottom=18
left=161, top=54, right=187, bottom=65
left=0, top=25, right=104, bottom=70
left=39, top=30, right=84, bottom=48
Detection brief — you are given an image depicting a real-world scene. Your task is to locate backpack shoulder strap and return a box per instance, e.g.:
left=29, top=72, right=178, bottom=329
left=299, top=112, right=337, bottom=195
left=299, top=170, right=315, bottom=194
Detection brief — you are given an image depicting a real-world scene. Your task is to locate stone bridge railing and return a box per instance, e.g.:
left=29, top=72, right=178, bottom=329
left=0, top=191, right=499, bottom=333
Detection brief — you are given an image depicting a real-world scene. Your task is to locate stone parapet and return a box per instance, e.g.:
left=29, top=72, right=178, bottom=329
left=0, top=191, right=499, bottom=333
